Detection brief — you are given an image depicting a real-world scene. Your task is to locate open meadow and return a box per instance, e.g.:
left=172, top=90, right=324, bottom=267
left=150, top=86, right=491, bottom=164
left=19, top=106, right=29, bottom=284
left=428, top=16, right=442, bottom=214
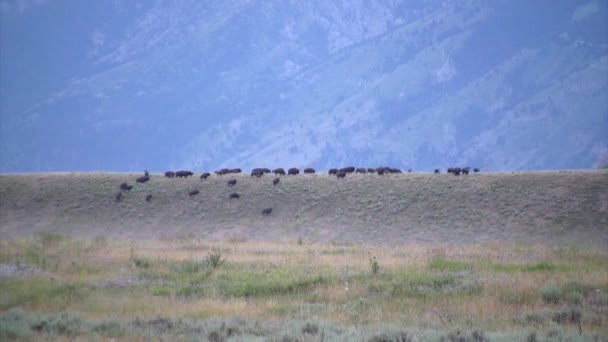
left=0, top=171, right=607, bottom=340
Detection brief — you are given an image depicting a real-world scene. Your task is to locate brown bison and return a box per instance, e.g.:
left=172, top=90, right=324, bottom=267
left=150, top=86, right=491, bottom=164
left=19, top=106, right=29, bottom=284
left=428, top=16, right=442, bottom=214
left=230, top=168, right=241, bottom=174
left=462, top=167, right=470, bottom=175
left=273, top=177, right=280, bottom=186
left=340, top=167, right=355, bottom=173
left=328, top=168, right=338, bottom=175
left=229, top=193, right=239, bottom=199
left=356, top=168, right=367, bottom=174
left=377, top=168, right=385, bottom=175
left=227, top=179, right=237, bottom=186
left=200, top=172, right=210, bottom=180
left=120, top=182, right=132, bottom=191
left=261, top=208, right=272, bottom=215
left=165, top=171, right=175, bottom=178
left=304, top=168, right=315, bottom=174
left=453, top=167, right=461, bottom=176
left=188, top=189, right=200, bottom=197
left=391, top=168, right=402, bottom=174
left=261, top=168, right=271, bottom=174
left=176, top=170, right=194, bottom=178
left=136, top=175, right=150, bottom=183
left=474, top=168, right=480, bottom=173
left=115, top=192, right=122, bottom=202
left=447, top=168, right=454, bottom=174
left=145, top=194, right=152, bottom=202
left=273, top=168, right=286, bottom=175
left=251, top=168, right=264, bottom=177
left=367, top=168, right=376, bottom=173
left=336, top=171, right=346, bottom=179
left=288, top=168, right=299, bottom=175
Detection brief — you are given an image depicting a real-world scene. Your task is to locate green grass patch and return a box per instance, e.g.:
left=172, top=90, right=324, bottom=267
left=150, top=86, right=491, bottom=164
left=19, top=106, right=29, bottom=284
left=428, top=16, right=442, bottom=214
left=0, top=278, right=88, bottom=311
left=429, top=257, right=473, bottom=271
left=218, top=266, right=335, bottom=297
left=483, top=261, right=564, bottom=272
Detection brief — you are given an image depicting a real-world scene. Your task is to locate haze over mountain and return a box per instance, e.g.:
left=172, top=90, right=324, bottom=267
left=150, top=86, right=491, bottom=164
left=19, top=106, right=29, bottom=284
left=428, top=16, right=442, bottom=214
left=1, top=0, right=607, bottom=173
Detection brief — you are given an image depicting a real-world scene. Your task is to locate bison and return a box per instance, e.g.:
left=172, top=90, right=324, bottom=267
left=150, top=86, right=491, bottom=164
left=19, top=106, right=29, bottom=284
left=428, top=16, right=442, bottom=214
left=377, top=168, right=385, bottom=175
left=144, top=170, right=149, bottom=177
left=227, top=179, right=237, bottom=186
left=145, top=194, right=152, bottom=202
left=200, top=172, right=210, bottom=180
left=304, top=168, right=315, bottom=174
left=336, top=171, right=346, bottom=179
left=407, top=169, right=412, bottom=173
left=288, top=168, right=299, bottom=175
left=229, top=193, right=239, bottom=199
left=434, top=169, right=440, bottom=174
left=273, top=177, right=280, bottom=186
left=474, top=168, right=480, bottom=173
left=188, top=189, right=200, bottom=197
left=136, top=175, right=150, bottom=183
left=391, top=168, right=402, bottom=174
left=367, top=168, right=376, bottom=173
left=115, top=192, right=122, bottom=202
left=230, top=168, right=241, bottom=174
left=462, top=167, right=470, bottom=175
left=356, top=168, right=367, bottom=174
left=261, top=208, right=272, bottom=215
left=273, top=168, right=286, bottom=175
left=261, top=168, right=271, bottom=174
left=328, top=168, right=338, bottom=175
left=176, top=170, right=194, bottom=178
left=447, top=168, right=454, bottom=174
left=340, top=166, right=355, bottom=173
left=453, top=167, right=461, bottom=176
left=251, top=168, right=264, bottom=177
left=120, top=182, right=132, bottom=191
left=165, top=171, right=175, bottom=178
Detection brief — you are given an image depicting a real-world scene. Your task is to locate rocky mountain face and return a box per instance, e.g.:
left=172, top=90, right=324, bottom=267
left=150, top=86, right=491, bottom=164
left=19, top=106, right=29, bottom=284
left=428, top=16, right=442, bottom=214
left=1, top=0, right=606, bottom=172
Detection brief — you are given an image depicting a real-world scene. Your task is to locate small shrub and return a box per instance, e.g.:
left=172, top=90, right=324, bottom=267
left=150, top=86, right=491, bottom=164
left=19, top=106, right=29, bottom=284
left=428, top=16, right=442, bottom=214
left=206, top=247, right=226, bottom=269
left=150, top=286, right=171, bottom=297
left=301, top=322, right=319, bottom=335
left=176, top=285, right=205, bottom=299
left=92, top=319, right=125, bottom=337
left=0, top=309, right=31, bottom=339
left=540, top=281, right=561, bottom=304
left=368, top=331, right=413, bottom=342
left=526, top=331, right=537, bottom=342
left=30, top=311, right=83, bottom=336
left=133, top=257, right=151, bottom=269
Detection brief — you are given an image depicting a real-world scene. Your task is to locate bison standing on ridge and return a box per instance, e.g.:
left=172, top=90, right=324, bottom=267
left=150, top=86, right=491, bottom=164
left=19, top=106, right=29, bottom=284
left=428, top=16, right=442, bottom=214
left=328, top=168, right=338, bottom=175
left=227, top=179, right=237, bottom=186
left=474, top=168, right=480, bottom=173
left=230, top=168, right=241, bottom=174
left=367, top=168, right=376, bottom=173
left=200, top=172, right=210, bottom=180
left=165, top=171, right=175, bottom=178
left=144, top=170, right=149, bottom=177
left=340, top=166, right=355, bottom=173
left=356, top=168, right=367, bottom=174
left=336, top=171, right=346, bottom=179
left=261, top=168, right=271, bottom=174
left=262, top=208, right=272, bottom=215
left=447, top=168, right=454, bottom=174
left=391, top=168, right=403, bottom=174
left=189, top=189, right=200, bottom=197
left=434, top=169, right=440, bottom=174
left=462, top=167, right=470, bottom=175
left=304, top=168, right=315, bottom=174
left=453, top=168, right=461, bottom=176
left=136, top=175, right=150, bottom=183
left=273, top=177, right=280, bottom=186
left=377, top=168, right=385, bottom=175
left=229, top=193, right=239, bottom=199
left=251, top=168, right=264, bottom=177
left=273, top=168, right=286, bottom=175
left=176, top=170, right=194, bottom=178
left=288, top=168, right=299, bottom=175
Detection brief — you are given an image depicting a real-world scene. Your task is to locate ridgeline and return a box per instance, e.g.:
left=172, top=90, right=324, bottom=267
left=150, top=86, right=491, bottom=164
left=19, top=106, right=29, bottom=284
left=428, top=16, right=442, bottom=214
left=1, top=171, right=607, bottom=246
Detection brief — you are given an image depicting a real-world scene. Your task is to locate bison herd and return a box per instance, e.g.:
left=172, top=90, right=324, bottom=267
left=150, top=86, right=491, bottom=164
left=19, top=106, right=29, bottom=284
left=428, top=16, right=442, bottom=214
left=115, top=166, right=480, bottom=216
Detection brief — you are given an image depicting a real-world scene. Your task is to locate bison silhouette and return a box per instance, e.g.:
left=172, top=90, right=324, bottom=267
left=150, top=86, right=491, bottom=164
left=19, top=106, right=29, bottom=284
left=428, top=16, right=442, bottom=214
left=434, top=169, right=440, bottom=174
left=189, top=189, right=200, bottom=197
left=251, top=168, right=264, bottom=177
left=145, top=194, right=152, bottom=202
left=474, top=168, right=480, bottom=173
left=200, top=172, right=210, bottom=180
left=340, top=167, right=355, bottom=173
left=227, top=179, right=237, bottom=186
left=273, top=177, right=280, bottom=186
left=229, top=193, right=239, bottom=199
left=328, top=168, right=338, bottom=175
left=120, top=182, right=132, bottom=191
left=165, top=171, right=175, bottom=178
left=304, top=168, right=315, bottom=174
left=367, top=168, right=376, bottom=173
left=136, top=175, right=150, bottom=183
left=273, top=168, right=286, bottom=175
left=262, top=208, right=272, bottom=215
left=336, top=171, right=346, bottom=179
left=176, top=170, right=194, bottom=178
left=288, top=168, right=300, bottom=175
left=230, top=168, right=242, bottom=174
left=356, top=168, right=367, bottom=174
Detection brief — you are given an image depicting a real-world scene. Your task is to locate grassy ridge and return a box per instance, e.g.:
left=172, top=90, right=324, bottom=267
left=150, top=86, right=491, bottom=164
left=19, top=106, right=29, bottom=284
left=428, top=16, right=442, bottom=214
left=1, top=170, right=607, bottom=245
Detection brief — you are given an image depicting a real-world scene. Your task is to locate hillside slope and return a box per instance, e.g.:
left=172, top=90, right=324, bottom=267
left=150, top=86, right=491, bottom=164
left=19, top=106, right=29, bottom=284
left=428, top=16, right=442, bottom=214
left=1, top=171, right=607, bottom=246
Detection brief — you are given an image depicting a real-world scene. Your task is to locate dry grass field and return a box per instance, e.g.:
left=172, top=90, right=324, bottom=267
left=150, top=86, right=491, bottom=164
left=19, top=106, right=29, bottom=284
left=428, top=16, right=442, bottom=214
left=0, top=170, right=607, bottom=340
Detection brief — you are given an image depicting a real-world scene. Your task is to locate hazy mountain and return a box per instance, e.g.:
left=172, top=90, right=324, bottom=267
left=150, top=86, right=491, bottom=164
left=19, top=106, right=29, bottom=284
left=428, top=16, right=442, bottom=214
left=1, top=0, right=606, bottom=172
